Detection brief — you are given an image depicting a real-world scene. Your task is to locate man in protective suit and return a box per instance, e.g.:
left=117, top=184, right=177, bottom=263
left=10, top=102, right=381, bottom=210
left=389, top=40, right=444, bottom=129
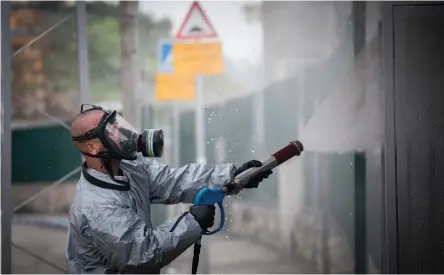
left=66, top=104, right=273, bottom=273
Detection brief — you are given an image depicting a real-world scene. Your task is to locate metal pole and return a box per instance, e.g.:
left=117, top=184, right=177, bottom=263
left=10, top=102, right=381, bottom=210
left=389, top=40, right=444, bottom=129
left=173, top=103, right=180, bottom=168
left=1, top=1, right=12, bottom=273
left=195, top=77, right=206, bottom=165
left=76, top=1, right=91, bottom=105
left=252, top=87, right=265, bottom=158
left=194, top=76, right=210, bottom=274
left=297, top=70, right=305, bottom=136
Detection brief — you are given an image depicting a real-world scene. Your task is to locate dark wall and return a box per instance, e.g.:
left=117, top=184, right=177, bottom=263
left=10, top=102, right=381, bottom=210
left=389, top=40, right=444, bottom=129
left=390, top=3, right=444, bottom=273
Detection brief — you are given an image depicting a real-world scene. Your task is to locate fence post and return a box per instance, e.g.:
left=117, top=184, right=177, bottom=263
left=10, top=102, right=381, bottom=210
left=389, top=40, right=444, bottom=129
left=1, top=1, right=13, bottom=273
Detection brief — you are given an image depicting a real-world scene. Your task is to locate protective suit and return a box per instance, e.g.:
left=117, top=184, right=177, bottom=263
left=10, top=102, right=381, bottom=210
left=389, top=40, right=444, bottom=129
left=66, top=104, right=272, bottom=273
left=66, top=155, right=236, bottom=273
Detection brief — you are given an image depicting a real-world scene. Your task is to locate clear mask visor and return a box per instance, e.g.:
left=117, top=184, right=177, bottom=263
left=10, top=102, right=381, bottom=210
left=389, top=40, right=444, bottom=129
left=104, top=113, right=140, bottom=158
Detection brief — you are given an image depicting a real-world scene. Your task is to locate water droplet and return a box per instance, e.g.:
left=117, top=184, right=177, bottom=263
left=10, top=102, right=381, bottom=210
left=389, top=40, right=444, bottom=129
left=226, top=235, right=229, bottom=239
left=241, top=228, right=244, bottom=231
left=251, top=150, right=255, bottom=153
left=350, top=212, right=353, bottom=215
left=236, top=109, right=239, bottom=112
left=229, top=242, right=232, bottom=245
left=206, top=141, right=210, bottom=144
left=230, top=220, right=233, bottom=223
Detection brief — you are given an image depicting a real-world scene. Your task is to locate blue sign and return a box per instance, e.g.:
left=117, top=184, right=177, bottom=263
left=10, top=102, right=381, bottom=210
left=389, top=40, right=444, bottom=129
left=157, top=40, right=173, bottom=74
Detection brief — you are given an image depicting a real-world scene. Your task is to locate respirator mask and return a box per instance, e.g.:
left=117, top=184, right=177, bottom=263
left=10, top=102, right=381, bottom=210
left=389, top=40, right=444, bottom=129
left=71, top=104, right=164, bottom=181
left=101, top=114, right=164, bottom=160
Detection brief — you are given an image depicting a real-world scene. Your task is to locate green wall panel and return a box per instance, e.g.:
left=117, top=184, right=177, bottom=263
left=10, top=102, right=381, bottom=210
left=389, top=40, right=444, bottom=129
left=12, top=123, right=81, bottom=183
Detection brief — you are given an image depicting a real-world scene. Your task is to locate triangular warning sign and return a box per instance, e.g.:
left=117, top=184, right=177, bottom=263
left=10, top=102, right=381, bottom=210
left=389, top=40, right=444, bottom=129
left=176, top=1, right=218, bottom=40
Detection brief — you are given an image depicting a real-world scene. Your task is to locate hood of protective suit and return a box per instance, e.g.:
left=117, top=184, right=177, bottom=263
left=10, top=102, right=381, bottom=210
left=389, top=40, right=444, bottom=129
left=66, top=153, right=235, bottom=273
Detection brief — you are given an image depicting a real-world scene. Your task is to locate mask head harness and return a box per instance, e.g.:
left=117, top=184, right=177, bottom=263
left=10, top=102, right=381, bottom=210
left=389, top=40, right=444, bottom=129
left=71, top=104, right=135, bottom=185
left=72, top=104, right=165, bottom=188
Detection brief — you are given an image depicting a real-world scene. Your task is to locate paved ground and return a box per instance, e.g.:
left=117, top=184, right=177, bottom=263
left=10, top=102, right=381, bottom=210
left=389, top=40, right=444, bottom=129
left=12, top=225, right=68, bottom=274
left=11, top=217, right=317, bottom=274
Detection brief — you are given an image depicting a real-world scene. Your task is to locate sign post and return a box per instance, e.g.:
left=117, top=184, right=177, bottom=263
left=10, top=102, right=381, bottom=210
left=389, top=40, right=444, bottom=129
left=172, top=1, right=224, bottom=273
left=195, top=77, right=206, bottom=164
left=174, top=1, right=223, bottom=166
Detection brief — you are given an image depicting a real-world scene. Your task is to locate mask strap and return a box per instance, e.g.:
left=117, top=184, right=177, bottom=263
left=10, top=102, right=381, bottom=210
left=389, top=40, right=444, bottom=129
left=81, top=151, right=130, bottom=186
left=102, top=159, right=129, bottom=185
left=80, top=151, right=101, bottom=158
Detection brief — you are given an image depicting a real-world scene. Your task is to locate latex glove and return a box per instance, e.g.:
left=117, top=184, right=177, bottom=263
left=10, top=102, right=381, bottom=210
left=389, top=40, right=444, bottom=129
left=235, top=160, right=273, bottom=188
left=225, top=160, right=273, bottom=195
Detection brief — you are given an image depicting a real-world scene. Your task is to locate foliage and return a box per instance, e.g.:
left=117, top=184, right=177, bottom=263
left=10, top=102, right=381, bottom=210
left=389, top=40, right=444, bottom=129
left=12, top=1, right=172, bottom=105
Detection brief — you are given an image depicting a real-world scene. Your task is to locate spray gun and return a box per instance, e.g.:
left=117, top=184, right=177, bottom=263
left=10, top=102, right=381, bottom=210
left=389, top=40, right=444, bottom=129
left=190, top=140, right=304, bottom=274
left=192, top=140, right=304, bottom=235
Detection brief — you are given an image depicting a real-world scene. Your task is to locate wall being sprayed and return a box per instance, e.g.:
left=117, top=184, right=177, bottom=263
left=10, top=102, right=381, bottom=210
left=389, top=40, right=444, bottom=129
left=218, top=2, right=385, bottom=274
left=275, top=2, right=384, bottom=273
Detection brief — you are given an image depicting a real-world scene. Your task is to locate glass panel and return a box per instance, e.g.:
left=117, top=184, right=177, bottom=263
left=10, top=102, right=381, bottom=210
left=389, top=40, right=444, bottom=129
left=8, top=1, right=385, bottom=274
left=11, top=3, right=80, bottom=183
left=10, top=2, right=80, bottom=274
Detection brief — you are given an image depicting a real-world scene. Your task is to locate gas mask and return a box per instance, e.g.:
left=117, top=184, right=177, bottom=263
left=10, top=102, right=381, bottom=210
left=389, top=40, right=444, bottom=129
left=72, top=104, right=164, bottom=181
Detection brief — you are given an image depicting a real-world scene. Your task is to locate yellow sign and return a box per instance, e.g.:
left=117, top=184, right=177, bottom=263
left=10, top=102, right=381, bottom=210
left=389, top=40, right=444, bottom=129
left=173, top=42, right=223, bottom=76
left=155, top=74, right=195, bottom=101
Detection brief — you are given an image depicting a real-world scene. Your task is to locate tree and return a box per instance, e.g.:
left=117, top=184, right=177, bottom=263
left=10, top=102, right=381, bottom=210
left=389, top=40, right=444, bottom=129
left=11, top=1, right=172, bottom=121
left=119, top=0, right=139, bottom=128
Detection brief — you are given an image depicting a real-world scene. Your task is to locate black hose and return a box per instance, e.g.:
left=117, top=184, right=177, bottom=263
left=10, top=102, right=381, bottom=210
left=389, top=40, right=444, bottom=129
left=192, top=243, right=201, bottom=274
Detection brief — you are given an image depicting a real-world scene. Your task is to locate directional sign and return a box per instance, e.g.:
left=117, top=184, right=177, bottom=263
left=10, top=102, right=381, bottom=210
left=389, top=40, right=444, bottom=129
left=157, top=40, right=173, bottom=74
left=176, top=1, right=218, bottom=40
left=155, top=74, right=195, bottom=101
left=156, top=40, right=195, bottom=100
left=173, top=41, right=223, bottom=75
